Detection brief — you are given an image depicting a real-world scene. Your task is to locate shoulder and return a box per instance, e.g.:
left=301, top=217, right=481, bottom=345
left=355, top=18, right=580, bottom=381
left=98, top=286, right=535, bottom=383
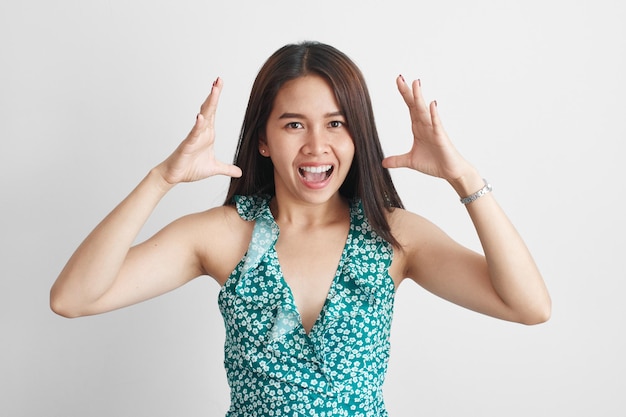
left=386, top=207, right=441, bottom=244
left=385, top=207, right=451, bottom=282
left=196, top=204, right=252, bottom=229
left=181, top=205, right=255, bottom=285
left=170, top=204, right=249, bottom=235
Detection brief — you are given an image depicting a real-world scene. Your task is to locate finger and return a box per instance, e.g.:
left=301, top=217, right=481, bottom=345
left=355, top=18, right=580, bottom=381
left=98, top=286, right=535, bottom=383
left=396, top=76, right=430, bottom=124
left=199, top=77, right=223, bottom=123
left=396, top=75, right=416, bottom=110
left=382, top=153, right=412, bottom=169
left=429, top=100, right=446, bottom=133
left=185, top=113, right=210, bottom=145
left=411, top=79, right=431, bottom=124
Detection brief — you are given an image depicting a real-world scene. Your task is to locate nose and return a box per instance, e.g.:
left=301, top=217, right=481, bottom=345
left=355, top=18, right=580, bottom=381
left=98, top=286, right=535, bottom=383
left=303, top=127, right=329, bottom=155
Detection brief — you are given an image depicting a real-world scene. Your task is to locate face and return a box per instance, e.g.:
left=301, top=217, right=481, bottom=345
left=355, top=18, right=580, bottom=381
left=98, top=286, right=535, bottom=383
left=261, top=75, right=355, bottom=205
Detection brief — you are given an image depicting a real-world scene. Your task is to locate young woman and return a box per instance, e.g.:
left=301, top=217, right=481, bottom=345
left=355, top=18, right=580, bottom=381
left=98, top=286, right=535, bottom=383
left=51, top=41, right=550, bottom=416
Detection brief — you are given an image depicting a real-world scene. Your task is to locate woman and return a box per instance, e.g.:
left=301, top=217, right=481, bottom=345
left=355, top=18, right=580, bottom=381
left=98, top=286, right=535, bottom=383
left=51, top=41, right=550, bottom=416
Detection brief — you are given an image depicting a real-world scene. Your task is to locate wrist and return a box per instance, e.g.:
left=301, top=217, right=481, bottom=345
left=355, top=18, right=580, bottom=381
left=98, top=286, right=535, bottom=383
left=148, top=165, right=176, bottom=195
left=447, top=169, right=484, bottom=198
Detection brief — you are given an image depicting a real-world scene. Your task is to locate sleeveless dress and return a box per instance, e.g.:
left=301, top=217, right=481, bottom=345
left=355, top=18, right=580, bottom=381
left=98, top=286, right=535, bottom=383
left=218, top=195, right=395, bottom=416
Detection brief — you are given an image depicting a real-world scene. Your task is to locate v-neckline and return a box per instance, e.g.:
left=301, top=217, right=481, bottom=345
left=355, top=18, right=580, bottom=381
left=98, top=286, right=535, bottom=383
left=271, top=202, right=354, bottom=338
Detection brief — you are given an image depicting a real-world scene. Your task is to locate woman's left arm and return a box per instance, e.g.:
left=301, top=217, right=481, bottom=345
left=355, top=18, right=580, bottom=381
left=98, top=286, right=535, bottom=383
left=384, top=76, right=551, bottom=324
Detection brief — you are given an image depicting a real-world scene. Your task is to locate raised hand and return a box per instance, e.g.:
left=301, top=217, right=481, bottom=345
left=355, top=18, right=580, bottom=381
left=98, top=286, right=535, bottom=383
left=157, top=77, right=242, bottom=185
left=382, top=76, right=474, bottom=183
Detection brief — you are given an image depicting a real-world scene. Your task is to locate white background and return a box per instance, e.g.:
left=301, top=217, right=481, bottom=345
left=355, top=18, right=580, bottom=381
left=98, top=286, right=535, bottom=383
left=2, top=0, right=625, bottom=416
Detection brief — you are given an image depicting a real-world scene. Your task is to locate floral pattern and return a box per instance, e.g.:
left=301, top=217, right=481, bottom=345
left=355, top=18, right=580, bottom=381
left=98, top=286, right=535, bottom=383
left=218, top=195, right=395, bottom=416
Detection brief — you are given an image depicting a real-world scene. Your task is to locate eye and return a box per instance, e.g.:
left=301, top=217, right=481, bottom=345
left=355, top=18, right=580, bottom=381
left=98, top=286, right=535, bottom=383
left=329, top=120, right=345, bottom=128
left=286, top=122, right=304, bottom=129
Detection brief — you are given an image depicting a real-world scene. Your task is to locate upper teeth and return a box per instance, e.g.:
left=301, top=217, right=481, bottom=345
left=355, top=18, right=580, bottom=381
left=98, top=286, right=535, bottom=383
left=301, top=165, right=332, bottom=173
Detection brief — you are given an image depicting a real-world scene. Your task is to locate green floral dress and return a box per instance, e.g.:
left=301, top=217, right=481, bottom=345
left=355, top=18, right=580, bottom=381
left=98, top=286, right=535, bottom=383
left=218, top=195, right=395, bottom=416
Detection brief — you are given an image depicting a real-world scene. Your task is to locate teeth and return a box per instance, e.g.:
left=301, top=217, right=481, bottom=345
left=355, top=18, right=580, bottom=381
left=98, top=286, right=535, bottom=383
left=300, top=165, right=332, bottom=173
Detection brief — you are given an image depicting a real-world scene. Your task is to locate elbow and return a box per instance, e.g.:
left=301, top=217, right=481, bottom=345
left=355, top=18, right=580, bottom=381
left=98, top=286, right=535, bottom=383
left=50, top=297, right=79, bottom=319
left=50, top=307, right=81, bottom=319
left=521, top=310, right=551, bottom=326
left=519, top=300, right=552, bottom=326
left=49, top=288, right=84, bottom=319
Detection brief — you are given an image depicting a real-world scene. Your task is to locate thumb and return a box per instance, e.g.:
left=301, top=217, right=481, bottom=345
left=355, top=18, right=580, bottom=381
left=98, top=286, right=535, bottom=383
left=382, top=153, right=411, bottom=169
left=214, top=162, right=243, bottom=178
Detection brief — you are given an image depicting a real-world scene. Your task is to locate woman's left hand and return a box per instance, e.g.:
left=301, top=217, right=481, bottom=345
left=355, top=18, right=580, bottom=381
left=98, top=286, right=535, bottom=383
left=382, top=76, right=474, bottom=183
left=384, top=77, right=551, bottom=325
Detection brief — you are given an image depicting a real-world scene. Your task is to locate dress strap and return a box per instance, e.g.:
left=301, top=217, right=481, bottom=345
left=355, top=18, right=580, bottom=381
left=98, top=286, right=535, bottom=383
left=233, top=194, right=273, bottom=221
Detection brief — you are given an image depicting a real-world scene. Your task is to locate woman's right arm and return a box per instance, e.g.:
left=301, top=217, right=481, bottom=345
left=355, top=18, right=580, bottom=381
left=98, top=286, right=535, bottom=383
left=50, top=78, right=242, bottom=317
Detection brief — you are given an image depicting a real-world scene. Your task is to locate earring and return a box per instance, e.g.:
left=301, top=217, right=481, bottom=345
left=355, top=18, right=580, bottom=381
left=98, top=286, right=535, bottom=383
left=260, top=149, right=266, bottom=154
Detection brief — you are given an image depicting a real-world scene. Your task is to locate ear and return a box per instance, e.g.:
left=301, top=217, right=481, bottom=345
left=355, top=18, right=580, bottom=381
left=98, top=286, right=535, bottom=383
left=258, top=137, right=270, bottom=157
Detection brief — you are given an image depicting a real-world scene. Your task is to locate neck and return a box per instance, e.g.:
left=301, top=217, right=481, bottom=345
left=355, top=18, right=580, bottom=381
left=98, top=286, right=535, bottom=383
left=270, top=193, right=349, bottom=227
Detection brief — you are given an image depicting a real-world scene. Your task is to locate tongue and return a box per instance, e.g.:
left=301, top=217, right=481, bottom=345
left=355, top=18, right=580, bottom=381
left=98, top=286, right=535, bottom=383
left=303, top=171, right=327, bottom=183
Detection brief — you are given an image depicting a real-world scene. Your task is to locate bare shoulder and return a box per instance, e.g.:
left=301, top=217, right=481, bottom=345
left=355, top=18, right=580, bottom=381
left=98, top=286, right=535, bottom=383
left=385, top=207, right=451, bottom=284
left=181, top=205, right=254, bottom=285
left=386, top=207, right=443, bottom=247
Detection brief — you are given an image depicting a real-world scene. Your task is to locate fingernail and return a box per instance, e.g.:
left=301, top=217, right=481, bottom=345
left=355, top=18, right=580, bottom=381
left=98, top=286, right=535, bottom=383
left=399, top=74, right=405, bottom=83
left=418, top=79, right=421, bottom=87
left=434, top=100, right=438, bottom=107
left=213, top=77, right=220, bottom=87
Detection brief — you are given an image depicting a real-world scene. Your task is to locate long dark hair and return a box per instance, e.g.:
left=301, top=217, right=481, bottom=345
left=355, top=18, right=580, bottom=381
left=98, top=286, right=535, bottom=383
left=224, top=41, right=404, bottom=247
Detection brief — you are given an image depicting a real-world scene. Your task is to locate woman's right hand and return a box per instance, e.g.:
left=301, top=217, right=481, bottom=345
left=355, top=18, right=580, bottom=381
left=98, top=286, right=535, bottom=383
left=156, top=77, right=243, bottom=185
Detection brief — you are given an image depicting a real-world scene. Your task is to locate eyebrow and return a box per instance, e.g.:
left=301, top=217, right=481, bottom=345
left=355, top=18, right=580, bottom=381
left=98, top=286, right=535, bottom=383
left=278, top=111, right=344, bottom=119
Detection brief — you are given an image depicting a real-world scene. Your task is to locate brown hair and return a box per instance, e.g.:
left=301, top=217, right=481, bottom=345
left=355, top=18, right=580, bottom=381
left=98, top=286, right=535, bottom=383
left=224, top=41, right=403, bottom=247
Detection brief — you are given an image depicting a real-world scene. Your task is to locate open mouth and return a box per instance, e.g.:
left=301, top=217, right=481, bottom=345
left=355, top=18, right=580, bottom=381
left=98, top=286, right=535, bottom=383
left=298, top=165, right=334, bottom=183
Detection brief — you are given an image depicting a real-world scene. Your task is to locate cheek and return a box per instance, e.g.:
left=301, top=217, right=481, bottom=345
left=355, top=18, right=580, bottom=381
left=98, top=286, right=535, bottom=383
left=339, top=138, right=356, bottom=162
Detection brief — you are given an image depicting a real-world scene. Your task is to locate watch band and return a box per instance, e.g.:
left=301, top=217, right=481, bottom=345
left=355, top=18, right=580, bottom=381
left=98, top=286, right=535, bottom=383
left=460, top=179, right=492, bottom=205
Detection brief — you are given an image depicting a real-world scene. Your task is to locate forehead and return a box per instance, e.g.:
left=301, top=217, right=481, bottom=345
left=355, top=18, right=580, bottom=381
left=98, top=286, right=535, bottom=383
left=271, top=75, right=340, bottom=114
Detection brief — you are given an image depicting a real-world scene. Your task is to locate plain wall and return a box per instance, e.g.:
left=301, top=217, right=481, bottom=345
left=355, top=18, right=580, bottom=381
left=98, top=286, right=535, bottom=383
left=1, top=0, right=625, bottom=415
